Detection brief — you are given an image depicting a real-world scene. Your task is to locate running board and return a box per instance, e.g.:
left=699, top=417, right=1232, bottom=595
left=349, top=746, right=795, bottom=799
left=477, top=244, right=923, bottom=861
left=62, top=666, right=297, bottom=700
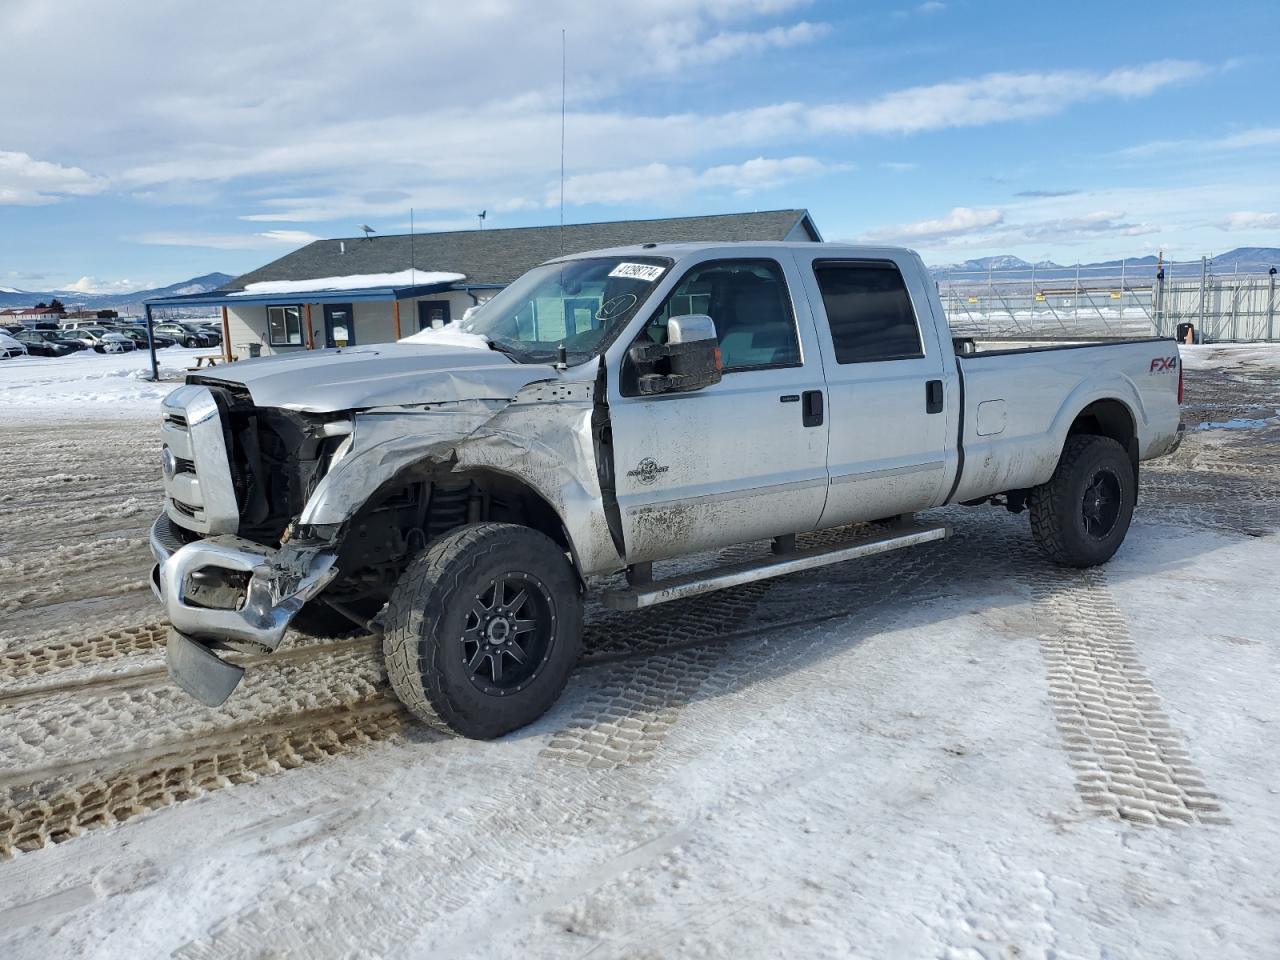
left=601, top=522, right=952, bottom=611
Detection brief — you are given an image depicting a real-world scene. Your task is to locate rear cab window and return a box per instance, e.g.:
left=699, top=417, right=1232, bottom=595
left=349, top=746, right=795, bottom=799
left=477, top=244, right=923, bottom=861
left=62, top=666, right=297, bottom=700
left=812, top=261, right=925, bottom=363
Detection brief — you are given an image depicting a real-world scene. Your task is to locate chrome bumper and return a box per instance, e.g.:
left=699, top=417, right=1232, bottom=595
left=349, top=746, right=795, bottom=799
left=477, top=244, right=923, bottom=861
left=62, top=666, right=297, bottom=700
left=150, top=513, right=338, bottom=705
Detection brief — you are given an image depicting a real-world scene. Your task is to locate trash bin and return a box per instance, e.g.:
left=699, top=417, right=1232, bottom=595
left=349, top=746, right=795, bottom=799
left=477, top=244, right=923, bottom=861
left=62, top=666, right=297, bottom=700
left=1175, top=322, right=1195, bottom=345
left=240, top=342, right=262, bottom=359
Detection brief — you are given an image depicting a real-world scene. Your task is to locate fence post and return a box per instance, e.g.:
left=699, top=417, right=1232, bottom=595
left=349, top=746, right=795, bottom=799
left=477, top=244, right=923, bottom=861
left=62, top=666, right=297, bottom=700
left=1199, top=256, right=1208, bottom=337
left=1270, top=273, right=1276, bottom=342
left=1074, top=263, right=1080, bottom=326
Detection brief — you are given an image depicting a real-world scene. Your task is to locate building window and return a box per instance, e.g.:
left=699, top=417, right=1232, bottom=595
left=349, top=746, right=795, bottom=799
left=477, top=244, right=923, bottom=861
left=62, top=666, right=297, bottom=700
left=267, top=305, right=304, bottom=345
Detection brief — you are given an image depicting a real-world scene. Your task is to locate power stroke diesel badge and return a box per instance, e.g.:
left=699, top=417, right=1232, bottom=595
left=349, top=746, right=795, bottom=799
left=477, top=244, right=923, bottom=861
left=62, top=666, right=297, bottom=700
left=627, top=457, right=670, bottom=485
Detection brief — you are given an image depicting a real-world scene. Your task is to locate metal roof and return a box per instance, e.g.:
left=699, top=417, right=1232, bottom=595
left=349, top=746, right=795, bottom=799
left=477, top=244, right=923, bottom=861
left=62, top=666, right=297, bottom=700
left=145, top=280, right=471, bottom=309
left=146, top=209, right=821, bottom=307
left=235, top=210, right=817, bottom=287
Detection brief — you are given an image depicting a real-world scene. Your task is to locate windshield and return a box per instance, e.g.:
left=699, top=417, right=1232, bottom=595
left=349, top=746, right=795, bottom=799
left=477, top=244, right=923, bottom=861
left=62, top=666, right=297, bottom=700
left=441, top=256, right=670, bottom=363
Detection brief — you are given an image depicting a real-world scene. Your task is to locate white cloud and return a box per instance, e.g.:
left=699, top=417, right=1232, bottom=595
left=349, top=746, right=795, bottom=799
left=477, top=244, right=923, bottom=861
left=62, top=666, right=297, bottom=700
left=559, top=156, right=843, bottom=206
left=917, top=2, right=946, bottom=13
left=0, top=150, right=105, bottom=205
left=860, top=207, right=1004, bottom=243
left=136, top=230, right=321, bottom=250
left=1120, top=126, right=1280, bottom=158
left=1217, top=211, right=1280, bottom=231
left=63, top=276, right=146, bottom=294
left=808, top=60, right=1204, bottom=135
left=651, top=21, right=830, bottom=71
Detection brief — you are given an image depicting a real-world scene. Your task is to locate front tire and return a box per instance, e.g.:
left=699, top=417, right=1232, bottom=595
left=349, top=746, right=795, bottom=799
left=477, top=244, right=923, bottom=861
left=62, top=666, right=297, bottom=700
left=383, top=523, right=582, bottom=739
left=1029, top=435, right=1135, bottom=567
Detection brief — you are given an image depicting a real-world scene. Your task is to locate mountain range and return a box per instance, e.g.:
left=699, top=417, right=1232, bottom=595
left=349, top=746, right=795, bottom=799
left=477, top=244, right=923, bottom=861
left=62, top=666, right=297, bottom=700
left=3, top=243, right=1279, bottom=314
left=932, top=247, right=1280, bottom=281
left=0, top=273, right=234, bottom=315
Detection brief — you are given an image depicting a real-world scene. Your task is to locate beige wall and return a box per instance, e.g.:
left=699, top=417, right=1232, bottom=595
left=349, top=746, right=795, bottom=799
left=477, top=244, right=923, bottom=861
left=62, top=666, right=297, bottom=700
left=225, top=290, right=491, bottom=357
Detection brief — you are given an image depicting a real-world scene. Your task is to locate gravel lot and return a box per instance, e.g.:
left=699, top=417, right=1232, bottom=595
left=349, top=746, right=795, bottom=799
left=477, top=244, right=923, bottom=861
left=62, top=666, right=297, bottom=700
left=1, top=352, right=1278, bottom=958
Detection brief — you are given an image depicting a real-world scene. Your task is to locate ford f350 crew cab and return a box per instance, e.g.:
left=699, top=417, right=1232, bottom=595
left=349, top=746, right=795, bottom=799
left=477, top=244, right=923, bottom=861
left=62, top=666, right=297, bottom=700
left=150, top=242, right=1184, bottom=738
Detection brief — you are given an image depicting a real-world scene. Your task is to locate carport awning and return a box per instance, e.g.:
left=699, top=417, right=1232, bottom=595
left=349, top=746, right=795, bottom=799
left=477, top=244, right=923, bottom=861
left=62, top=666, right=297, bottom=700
left=146, top=280, right=464, bottom=309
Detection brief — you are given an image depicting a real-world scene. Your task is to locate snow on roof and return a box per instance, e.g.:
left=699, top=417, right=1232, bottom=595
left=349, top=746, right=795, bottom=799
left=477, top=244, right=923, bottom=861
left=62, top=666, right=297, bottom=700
left=234, top=270, right=465, bottom=296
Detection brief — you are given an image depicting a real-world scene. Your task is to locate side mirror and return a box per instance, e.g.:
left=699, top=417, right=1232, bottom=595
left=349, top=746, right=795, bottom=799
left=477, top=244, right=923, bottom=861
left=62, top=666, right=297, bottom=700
left=628, top=314, right=723, bottom=395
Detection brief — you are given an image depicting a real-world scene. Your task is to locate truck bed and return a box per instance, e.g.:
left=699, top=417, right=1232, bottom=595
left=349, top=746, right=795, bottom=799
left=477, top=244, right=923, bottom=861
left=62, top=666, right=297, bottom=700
left=948, top=336, right=1182, bottom=504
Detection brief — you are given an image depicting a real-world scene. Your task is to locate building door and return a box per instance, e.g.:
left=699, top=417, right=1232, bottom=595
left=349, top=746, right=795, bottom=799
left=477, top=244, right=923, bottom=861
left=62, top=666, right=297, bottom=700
left=323, top=303, right=355, bottom=348
left=418, top=299, right=451, bottom=330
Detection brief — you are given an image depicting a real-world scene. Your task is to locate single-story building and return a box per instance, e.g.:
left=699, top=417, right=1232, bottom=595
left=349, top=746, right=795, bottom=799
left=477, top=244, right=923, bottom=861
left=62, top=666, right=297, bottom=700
left=145, top=210, right=822, bottom=358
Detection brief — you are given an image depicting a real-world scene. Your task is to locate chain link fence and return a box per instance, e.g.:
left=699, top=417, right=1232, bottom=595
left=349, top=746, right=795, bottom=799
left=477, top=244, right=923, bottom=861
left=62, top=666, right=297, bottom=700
left=938, top=258, right=1280, bottom=342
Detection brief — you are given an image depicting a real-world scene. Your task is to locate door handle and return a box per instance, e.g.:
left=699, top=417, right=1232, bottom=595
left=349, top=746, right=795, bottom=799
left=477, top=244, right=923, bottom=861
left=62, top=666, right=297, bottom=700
left=926, top=379, right=944, bottom=414
left=802, top=389, right=824, bottom=427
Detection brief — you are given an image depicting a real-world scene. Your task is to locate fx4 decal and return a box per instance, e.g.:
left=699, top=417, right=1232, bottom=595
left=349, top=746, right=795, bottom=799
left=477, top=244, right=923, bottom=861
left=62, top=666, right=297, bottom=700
left=1150, top=356, right=1179, bottom=373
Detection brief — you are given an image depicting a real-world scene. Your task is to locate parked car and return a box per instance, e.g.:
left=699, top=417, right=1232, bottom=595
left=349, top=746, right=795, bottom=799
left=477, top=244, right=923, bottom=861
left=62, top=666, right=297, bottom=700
left=154, top=322, right=216, bottom=348
left=194, top=324, right=224, bottom=344
left=61, top=326, right=135, bottom=353
left=0, top=331, right=29, bottom=359
left=118, top=326, right=179, bottom=349
left=2, top=324, right=26, bottom=335
left=149, top=241, right=1185, bottom=737
left=13, top=328, right=84, bottom=356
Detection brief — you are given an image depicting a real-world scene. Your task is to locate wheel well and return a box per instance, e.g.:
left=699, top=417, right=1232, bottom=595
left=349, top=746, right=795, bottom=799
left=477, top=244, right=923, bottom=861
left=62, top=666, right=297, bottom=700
left=321, top=466, right=572, bottom=607
left=1067, top=399, right=1138, bottom=477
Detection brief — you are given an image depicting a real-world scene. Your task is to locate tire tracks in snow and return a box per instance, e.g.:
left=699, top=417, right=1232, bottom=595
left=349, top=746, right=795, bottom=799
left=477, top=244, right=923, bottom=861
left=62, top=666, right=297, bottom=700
left=1022, top=565, right=1229, bottom=827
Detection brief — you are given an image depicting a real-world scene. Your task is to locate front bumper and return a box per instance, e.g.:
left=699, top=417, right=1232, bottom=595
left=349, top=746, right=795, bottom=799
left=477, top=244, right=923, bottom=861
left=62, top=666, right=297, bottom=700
left=150, top=513, right=338, bottom=705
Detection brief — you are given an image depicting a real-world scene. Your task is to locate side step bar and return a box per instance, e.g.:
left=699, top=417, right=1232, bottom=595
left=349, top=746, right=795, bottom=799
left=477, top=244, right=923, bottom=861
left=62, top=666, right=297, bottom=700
left=601, top=522, right=951, bottom=611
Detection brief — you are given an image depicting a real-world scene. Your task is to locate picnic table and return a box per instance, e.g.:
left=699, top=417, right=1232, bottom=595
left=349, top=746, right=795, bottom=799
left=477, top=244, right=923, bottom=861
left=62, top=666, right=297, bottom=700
left=187, top=353, right=237, bottom=370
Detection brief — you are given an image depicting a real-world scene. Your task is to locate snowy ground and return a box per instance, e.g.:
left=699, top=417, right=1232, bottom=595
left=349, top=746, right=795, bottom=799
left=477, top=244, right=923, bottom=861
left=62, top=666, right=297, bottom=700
left=1, top=351, right=1279, bottom=958
left=0, top=347, right=202, bottom=420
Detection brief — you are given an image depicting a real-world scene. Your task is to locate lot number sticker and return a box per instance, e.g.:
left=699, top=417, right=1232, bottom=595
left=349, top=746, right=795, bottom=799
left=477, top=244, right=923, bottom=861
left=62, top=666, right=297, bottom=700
left=608, top=262, right=666, bottom=282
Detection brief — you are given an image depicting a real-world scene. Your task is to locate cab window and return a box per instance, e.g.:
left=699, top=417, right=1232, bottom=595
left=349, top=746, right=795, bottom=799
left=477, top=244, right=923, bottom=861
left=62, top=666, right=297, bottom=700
left=813, top=261, right=924, bottom=363
left=638, top=259, right=800, bottom=373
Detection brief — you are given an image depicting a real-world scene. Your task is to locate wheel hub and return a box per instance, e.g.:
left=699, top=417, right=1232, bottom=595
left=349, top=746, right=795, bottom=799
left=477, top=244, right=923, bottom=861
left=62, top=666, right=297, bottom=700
left=485, top=617, right=512, bottom=644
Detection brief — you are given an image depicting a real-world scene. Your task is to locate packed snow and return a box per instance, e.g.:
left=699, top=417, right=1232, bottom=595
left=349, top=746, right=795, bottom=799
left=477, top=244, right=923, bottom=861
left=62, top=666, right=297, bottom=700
left=1178, top=342, right=1280, bottom=371
left=399, top=322, right=491, bottom=350
left=235, top=270, right=465, bottom=296
left=0, top=347, right=203, bottom=419
left=2, top=342, right=1280, bottom=959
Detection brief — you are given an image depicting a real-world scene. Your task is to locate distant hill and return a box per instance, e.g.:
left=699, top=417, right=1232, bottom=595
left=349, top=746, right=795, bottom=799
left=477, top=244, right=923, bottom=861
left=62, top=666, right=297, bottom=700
left=932, top=247, right=1280, bottom=282
left=0, top=273, right=234, bottom=315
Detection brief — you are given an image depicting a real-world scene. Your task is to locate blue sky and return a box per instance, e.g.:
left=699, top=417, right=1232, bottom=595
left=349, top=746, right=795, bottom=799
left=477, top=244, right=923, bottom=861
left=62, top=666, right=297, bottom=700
left=2, top=0, right=1278, bottom=293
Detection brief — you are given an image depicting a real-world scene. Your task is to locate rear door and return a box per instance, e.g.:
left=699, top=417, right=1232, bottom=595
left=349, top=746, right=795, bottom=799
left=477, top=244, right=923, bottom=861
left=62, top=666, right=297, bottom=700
left=607, top=255, right=830, bottom=562
left=793, top=252, right=951, bottom=525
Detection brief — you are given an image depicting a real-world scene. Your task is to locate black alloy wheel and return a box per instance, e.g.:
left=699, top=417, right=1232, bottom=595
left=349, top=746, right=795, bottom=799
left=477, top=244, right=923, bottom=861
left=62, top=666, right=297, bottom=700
left=461, top=572, right=556, bottom=695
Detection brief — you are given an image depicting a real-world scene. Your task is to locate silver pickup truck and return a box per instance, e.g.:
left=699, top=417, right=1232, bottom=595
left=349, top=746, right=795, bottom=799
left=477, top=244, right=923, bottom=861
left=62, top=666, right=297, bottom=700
left=150, top=242, right=1184, bottom=738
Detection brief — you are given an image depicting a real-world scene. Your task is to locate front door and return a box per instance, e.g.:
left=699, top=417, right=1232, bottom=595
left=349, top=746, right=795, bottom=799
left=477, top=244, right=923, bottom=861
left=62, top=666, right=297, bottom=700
left=792, top=251, right=951, bottom=525
left=607, top=257, right=830, bottom=563
left=417, top=299, right=451, bottom=331
left=323, top=303, right=355, bottom=348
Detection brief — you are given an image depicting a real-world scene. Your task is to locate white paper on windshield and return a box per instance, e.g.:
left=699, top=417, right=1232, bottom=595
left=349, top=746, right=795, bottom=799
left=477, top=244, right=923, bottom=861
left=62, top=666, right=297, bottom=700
left=608, top=262, right=666, bottom=282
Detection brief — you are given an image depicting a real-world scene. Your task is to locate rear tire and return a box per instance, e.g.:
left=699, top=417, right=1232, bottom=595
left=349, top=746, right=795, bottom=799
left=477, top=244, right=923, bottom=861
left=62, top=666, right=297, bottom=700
left=383, top=523, right=582, bottom=739
left=1029, top=435, right=1135, bottom=567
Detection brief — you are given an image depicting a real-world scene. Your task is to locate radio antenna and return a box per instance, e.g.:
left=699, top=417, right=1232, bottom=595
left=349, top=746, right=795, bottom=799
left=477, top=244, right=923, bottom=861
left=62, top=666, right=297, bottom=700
left=409, top=207, right=415, bottom=286
left=559, top=27, right=566, bottom=252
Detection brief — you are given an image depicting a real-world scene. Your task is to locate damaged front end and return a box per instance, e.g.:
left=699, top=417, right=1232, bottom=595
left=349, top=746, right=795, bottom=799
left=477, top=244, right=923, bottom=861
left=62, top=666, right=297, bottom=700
left=153, top=383, right=349, bottom=704
left=152, top=360, right=617, bottom=707
left=150, top=514, right=338, bottom=705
